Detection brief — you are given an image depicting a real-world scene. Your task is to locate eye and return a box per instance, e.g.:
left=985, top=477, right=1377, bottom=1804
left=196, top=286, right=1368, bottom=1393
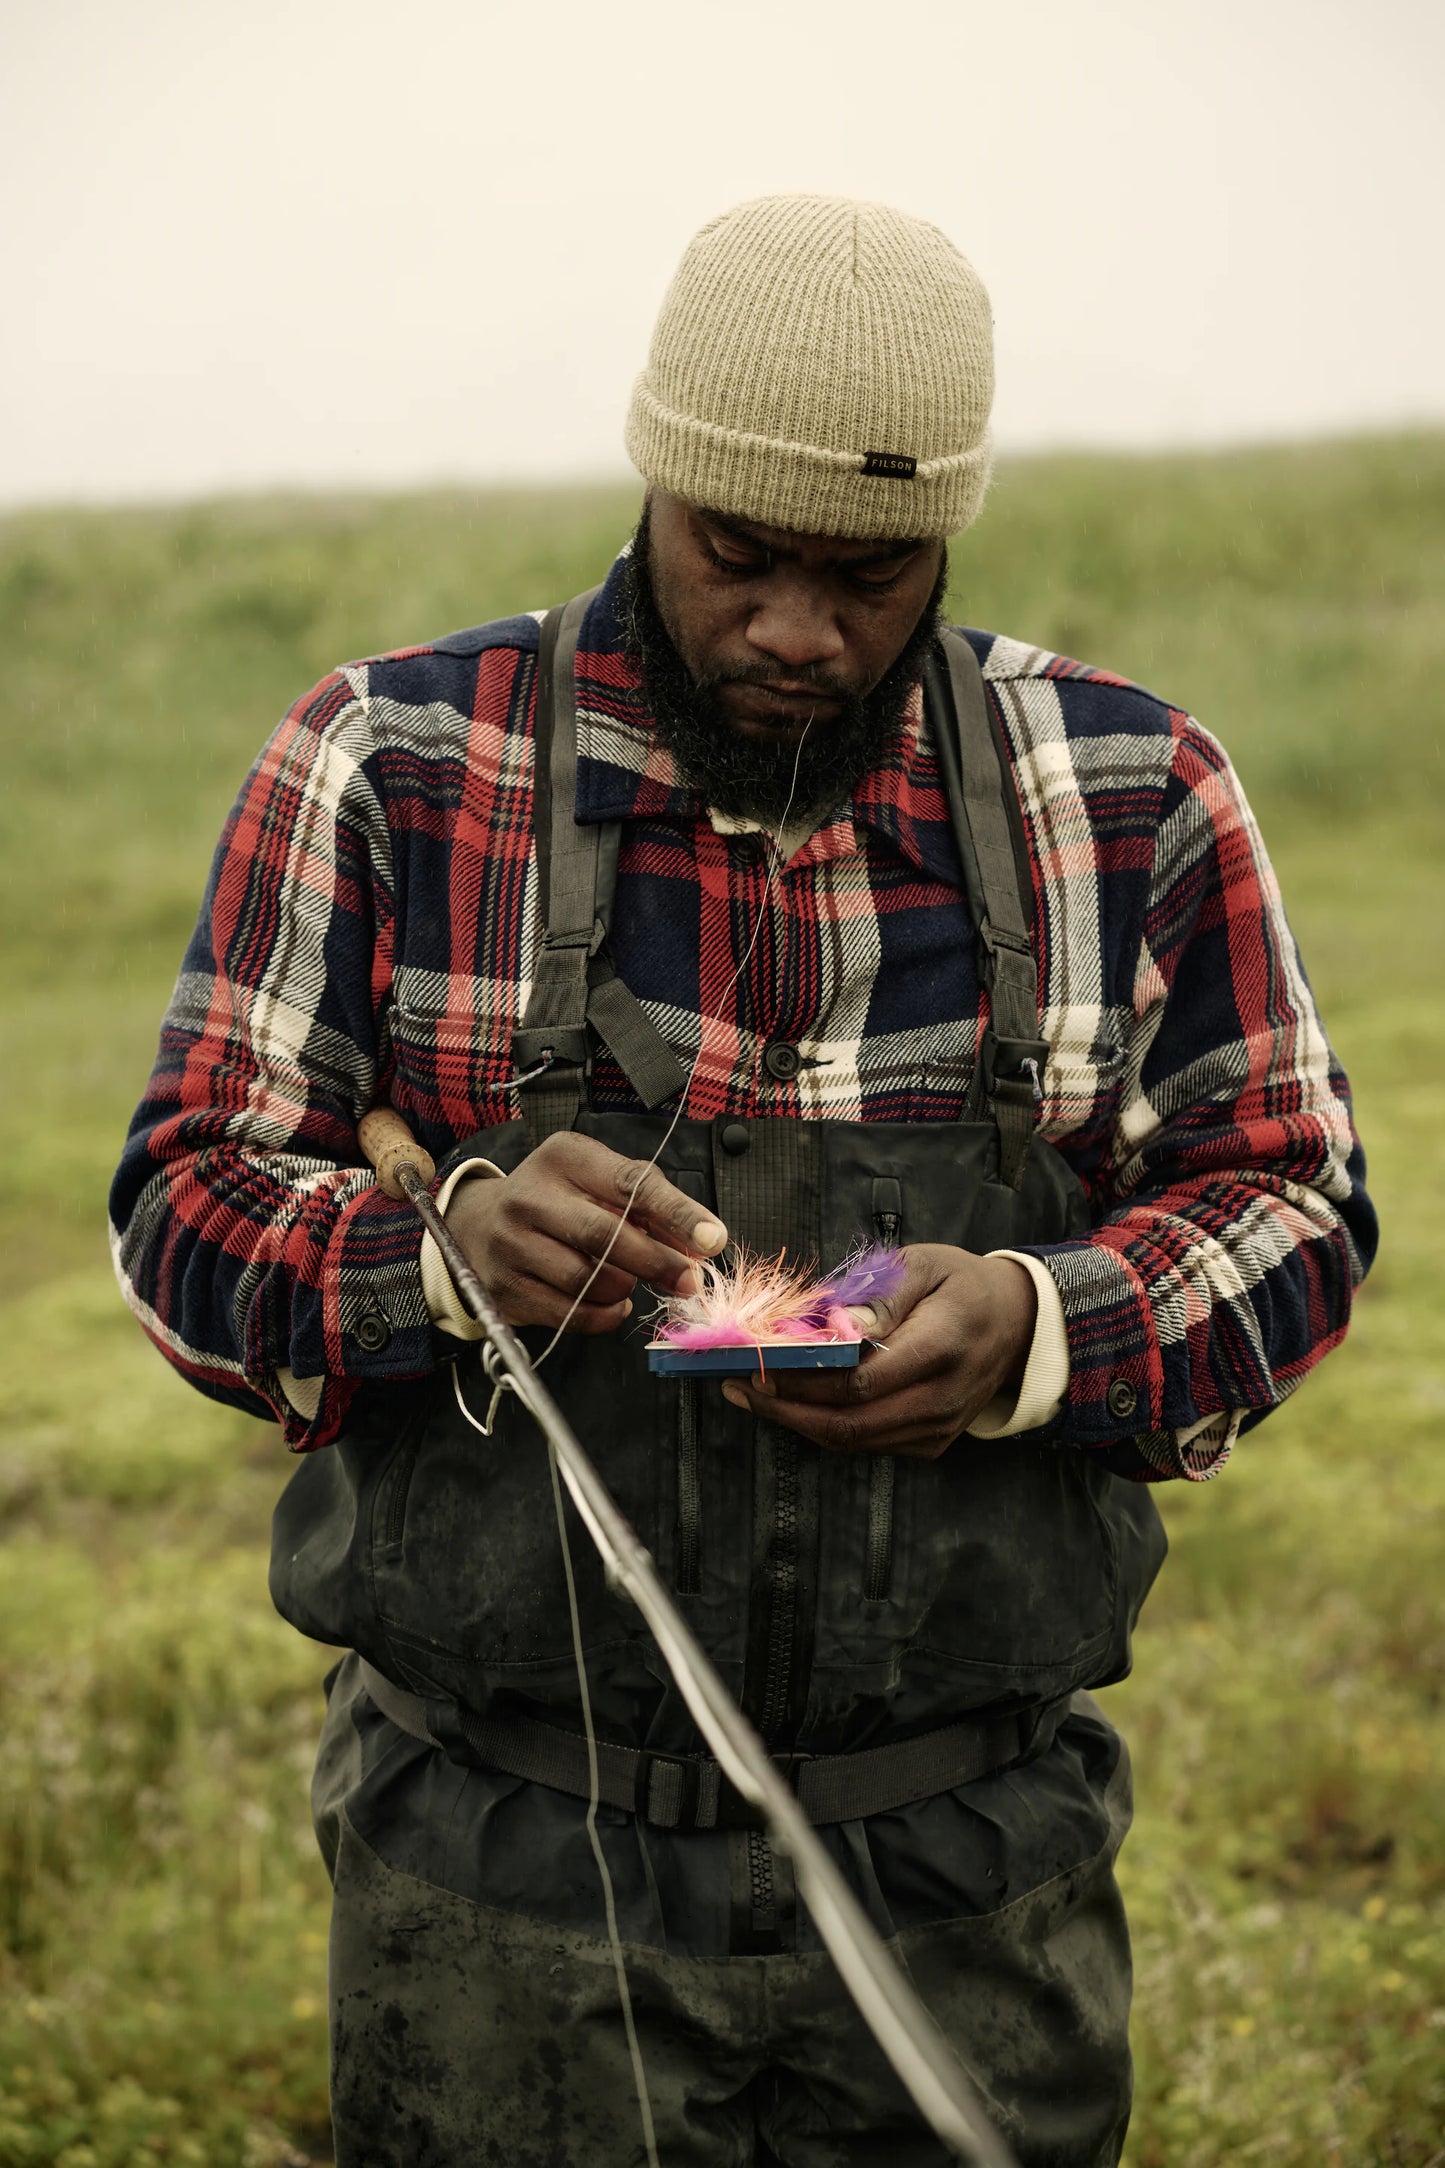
left=703, top=537, right=768, bottom=578
left=841, top=549, right=920, bottom=593
left=845, top=564, right=907, bottom=593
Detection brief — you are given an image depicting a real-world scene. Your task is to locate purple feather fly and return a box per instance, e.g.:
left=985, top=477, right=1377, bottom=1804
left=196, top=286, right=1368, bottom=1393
left=650, top=1240, right=907, bottom=1351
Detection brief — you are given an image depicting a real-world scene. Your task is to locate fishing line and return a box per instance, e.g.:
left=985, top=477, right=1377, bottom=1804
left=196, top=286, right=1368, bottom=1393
left=546, top=1436, right=662, bottom=2168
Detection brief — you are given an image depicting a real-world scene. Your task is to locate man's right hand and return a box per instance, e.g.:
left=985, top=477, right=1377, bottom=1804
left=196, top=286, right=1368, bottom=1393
left=444, top=1133, right=728, bottom=1336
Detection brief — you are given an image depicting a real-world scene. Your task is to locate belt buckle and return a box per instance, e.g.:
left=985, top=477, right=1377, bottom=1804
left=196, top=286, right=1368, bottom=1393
left=771, top=1748, right=813, bottom=1790
left=635, top=1750, right=703, bottom=1832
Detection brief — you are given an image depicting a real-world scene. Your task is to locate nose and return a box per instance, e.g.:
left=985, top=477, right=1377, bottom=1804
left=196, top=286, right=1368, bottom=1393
left=743, top=576, right=846, bottom=675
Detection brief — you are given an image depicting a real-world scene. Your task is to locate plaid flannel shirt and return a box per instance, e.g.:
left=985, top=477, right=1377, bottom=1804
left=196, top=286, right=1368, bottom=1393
left=110, top=552, right=1376, bottom=1477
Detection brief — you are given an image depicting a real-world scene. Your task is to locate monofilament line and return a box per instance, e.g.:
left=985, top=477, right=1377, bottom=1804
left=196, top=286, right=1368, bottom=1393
left=546, top=1436, right=662, bottom=2168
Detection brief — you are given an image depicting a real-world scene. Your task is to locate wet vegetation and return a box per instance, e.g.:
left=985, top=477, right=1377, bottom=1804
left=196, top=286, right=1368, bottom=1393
left=1, top=435, right=1442, bottom=2164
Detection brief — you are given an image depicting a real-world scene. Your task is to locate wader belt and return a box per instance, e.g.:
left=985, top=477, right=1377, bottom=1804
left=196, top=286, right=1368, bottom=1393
left=515, top=598, right=1046, bottom=1186
left=358, top=1658, right=1066, bottom=1833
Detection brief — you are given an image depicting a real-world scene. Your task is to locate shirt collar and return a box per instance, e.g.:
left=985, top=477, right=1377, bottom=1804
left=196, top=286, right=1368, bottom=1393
left=571, top=551, right=966, bottom=890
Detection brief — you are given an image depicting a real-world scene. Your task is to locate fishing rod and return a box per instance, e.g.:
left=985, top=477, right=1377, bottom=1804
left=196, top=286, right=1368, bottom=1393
left=359, top=1104, right=1017, bottom=2168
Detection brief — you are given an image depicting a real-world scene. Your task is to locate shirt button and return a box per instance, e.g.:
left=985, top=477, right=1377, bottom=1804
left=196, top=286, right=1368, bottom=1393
left=720, top=1122, right=751, bottom=1156
left=355, top=1313, right=392, bottom=1354
left=764, top=1041, right=802, bottom=1082
left=1106, top=1378, right=1138, bottom=1421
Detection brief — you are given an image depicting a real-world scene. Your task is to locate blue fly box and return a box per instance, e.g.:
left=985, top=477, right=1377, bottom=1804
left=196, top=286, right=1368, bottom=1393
left=646, top=1341, right=862, bottom=1378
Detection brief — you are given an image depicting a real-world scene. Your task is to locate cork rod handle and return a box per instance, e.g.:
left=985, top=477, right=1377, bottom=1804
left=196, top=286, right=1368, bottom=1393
left=358, top=1104, right=437, bottom=1201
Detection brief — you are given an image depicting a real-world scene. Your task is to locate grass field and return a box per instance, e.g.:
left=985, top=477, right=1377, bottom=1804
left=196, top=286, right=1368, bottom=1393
left=2, top=436, right=1443, bottom=2166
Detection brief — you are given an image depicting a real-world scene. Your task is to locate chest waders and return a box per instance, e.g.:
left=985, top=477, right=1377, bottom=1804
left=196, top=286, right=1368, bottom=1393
left=272, top=594, right=1166, bottom=1958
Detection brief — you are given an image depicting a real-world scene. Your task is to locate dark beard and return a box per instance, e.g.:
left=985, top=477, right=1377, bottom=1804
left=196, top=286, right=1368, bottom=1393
left=622, top=511, right=949, bottom=826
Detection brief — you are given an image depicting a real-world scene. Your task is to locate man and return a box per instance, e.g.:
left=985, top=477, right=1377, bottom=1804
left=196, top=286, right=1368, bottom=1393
left=110, top=195, right=1375, bottom=2166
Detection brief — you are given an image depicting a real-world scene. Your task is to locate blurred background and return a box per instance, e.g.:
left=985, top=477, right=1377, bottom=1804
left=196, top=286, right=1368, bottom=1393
left=2, top=3, right=1442, bottom=2164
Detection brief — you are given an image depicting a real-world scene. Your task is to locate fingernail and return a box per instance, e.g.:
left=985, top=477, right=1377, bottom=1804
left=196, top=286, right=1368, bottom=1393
left=676, top=1266, right=700, bottom=1298
left=692, top=1218, right=727, bottom=1254
left=751, top=1373, right=776, bottom=1397
left=722, top=1383, right=746, bottom=1409
left=621, top=1299, right=633, bottom=1318
left=847, top=1306, right=877, bottom=1333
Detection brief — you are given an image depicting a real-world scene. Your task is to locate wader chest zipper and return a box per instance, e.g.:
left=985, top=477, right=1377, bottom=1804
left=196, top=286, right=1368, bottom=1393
left=675, top=1379, right=702, bottom=1596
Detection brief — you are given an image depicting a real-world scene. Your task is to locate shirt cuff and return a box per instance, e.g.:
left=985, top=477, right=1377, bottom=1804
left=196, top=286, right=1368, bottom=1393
left=276, top=1367, right=324, bottom=1420
left=965, top=1251, right=1071, bottom=1439
left=418, top=1157, right=506, bottom=1338
left=1130, top=1408, right=1241, bottom=1481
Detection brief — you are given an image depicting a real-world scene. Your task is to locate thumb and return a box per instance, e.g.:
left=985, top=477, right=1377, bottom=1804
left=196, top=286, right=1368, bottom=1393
left=838, top=1246, right=915, bottom=1341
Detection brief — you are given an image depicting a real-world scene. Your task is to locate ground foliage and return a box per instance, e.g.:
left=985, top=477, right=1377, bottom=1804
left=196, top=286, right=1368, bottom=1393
left=1, top=437, right=1442, bottom=2165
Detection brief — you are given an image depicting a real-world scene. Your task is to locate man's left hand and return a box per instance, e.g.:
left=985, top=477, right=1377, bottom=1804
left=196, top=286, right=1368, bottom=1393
left=719, top=1245, right=1037, bottom=1459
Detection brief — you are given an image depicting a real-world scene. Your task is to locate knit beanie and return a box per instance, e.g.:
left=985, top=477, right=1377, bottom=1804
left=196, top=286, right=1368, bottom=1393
left=626, top=194, right=994, bottom=540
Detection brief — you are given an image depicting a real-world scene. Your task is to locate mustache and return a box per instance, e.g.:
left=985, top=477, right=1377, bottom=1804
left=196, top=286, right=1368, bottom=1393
left=699, top=660, right=853, bottom=698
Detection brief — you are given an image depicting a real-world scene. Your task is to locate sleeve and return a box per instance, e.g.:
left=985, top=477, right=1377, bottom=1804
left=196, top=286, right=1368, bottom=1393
left=1020, top=718, right=1377, bottom=1480
left=107, top=667, right=434, bottom=1452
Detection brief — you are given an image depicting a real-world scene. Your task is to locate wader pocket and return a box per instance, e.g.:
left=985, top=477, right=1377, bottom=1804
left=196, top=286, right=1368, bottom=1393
left=368, top=1345, right=666, bottom=1685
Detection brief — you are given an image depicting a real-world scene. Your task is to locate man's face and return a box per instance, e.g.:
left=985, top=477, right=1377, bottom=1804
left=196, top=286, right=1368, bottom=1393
left=624, top=489, right=948, bottom=823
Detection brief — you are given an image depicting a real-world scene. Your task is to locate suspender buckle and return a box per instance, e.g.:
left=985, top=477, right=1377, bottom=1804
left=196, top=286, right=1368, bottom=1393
left=538, top=916, right=609, bottom=959
left=979, top=1031, right=1050, bottom=1108
left=977, top=914, right=1032, bottom=960
left=511, top=1026, right=589, bottom=1077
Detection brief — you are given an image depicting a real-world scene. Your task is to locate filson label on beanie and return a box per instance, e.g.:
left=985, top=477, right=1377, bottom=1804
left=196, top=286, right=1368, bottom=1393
left=861, top=450, right=918, bottom=480
left=857, top=450, right=914, bottom=481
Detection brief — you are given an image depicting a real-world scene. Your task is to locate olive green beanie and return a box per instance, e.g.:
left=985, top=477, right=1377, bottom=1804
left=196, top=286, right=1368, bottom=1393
left=625, top=193, right=994, bottom=540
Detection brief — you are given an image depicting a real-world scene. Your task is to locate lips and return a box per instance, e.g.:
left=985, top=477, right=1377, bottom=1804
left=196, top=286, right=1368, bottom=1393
left=723, top=682, right=845, bottom=727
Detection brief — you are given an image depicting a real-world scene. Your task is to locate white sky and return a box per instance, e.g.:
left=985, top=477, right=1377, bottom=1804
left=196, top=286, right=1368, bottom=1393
left=2, top=0, right=1441, bottom=506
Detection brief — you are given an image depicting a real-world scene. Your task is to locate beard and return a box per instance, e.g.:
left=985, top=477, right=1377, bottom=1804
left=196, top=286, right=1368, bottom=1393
left=622, top=511, right=949, bottom=826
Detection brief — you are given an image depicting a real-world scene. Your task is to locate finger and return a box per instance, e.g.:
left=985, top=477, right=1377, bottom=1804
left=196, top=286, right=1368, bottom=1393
left=538, top=1196, right=706, bottom=1295
left=748, top=1309, right=953, bottom=1408
left=838, top=1243, right=950, bottom=1346
left=491, top=1228, right=637, bottom=1312
left=495, top=1269, right=633, bottom=1336
left=720, top=1376, right=961, bottom=1453
left=581, top=1152, right=728, bottom=1260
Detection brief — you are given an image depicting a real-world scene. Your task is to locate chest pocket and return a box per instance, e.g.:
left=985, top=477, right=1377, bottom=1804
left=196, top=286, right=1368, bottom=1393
left=385, top=973, right=521, bottom=1142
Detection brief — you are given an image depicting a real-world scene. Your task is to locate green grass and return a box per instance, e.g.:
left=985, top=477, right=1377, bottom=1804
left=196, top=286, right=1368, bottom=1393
left=2, top=436, right=1443, bottom=2165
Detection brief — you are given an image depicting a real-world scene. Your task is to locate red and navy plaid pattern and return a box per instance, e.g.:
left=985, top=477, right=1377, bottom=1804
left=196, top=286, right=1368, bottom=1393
left=110, top=554, right=1376, bottom=1472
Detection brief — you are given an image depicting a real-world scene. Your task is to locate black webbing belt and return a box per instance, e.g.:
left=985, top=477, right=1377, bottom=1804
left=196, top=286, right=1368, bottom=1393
left=359, top=1659, right=1066, bottom=1833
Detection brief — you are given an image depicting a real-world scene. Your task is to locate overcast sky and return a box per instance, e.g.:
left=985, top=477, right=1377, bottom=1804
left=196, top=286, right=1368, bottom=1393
left=3, top=0, right=1441, bottom=506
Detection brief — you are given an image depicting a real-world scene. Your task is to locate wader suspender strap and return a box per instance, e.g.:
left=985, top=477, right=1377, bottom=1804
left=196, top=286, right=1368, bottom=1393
left=928, top=631, right=1045, bottom=1190
left=514, top=591, right=689, bottom=1147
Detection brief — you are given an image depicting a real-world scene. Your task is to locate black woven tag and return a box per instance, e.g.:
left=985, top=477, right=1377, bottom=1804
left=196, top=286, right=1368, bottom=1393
left=861, top=450, right=917, bottom=480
